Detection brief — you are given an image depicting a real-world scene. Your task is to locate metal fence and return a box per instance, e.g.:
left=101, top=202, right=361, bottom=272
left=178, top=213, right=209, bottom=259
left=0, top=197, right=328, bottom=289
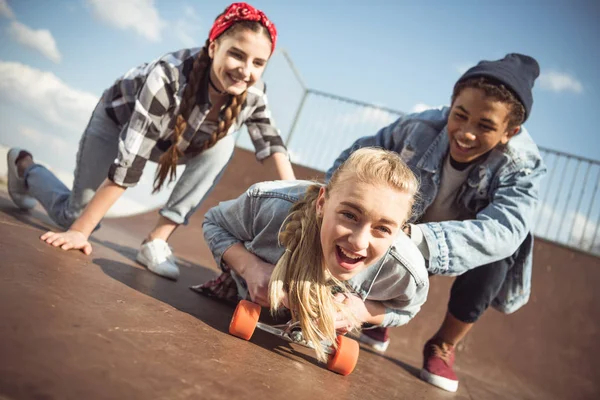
left=535, top=149, right=600, bottom=255
left=236, top=50, right=600, bottom=256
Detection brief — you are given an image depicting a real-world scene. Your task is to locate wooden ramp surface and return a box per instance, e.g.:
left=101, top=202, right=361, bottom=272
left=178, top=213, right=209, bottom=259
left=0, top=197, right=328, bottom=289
left=1, top=149, right=599, bottom=400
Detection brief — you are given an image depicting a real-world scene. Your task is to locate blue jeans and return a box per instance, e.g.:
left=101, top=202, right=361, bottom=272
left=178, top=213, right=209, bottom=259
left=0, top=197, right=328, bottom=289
left=448, top=233, right=534, bottom=323
left=24, top=102, right=235, bottom=229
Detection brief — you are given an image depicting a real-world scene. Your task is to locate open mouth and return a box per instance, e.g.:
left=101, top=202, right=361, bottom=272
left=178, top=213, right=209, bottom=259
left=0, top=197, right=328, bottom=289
left=454, top=139, right=475, bottom=152
left=335, top=245, right=366, bottom=271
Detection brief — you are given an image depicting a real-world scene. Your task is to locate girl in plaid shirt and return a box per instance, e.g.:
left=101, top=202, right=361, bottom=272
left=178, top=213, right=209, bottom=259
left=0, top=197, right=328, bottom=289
left=6, top=3, right=295, bottom=280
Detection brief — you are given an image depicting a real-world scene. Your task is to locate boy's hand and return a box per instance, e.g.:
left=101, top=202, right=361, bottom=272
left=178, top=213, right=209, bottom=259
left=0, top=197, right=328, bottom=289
left=40, top=229, right=93, bottom=255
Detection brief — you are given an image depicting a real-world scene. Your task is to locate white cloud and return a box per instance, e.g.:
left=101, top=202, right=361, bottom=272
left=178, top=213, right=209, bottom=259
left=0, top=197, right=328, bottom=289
left=412, top=103, right=432, bottom=113
left=0, top=0, right=14, bottom=19
left=0, top=62, right=177, bottom=219
left=8, top=21, right=62, bottom=63
left=87, top=0, right=165, bottom=42
left=0, top=61, right=98, bottom=133
left=454, top=63, right=472, bottom=75
left=0, top=156, right=146, bottom=217
left=538, top=71, right=583, bottom=94
left=174, top=5, right=202, bottom=48
left=19, top=126, right=75, bottom=153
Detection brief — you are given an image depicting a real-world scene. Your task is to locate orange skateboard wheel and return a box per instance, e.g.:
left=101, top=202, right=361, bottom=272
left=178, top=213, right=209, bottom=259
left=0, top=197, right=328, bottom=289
left=327, top=335, right=359, bottom=376
left=229, top=300, right=261, bottom=340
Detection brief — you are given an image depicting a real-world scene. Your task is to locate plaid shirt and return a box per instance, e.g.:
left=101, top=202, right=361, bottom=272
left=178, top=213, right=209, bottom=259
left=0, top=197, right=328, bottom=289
left=102, top=48, right=287, bottom=187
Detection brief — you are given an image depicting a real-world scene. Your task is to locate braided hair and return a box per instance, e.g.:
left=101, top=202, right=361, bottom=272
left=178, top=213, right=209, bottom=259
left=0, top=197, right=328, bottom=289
left=153, top=20, right=269, bottom=193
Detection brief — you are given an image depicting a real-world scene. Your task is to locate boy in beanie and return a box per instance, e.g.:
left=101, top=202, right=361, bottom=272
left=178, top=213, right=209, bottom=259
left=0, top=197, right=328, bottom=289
left=326, top=53, right=546, bottom=392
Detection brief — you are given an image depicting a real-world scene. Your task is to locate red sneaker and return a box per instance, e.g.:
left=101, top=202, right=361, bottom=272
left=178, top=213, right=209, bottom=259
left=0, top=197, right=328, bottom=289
left=358, top=326, right=390, bottom=352
left=420, top=338, right=459, bottom=392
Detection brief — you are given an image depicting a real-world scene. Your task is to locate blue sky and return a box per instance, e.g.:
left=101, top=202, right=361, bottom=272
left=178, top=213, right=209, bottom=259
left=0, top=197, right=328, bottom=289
left=0, top=0, right=599, bottom=220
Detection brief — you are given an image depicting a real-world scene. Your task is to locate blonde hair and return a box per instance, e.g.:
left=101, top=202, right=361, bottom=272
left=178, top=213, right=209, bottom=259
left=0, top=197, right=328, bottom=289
left=269, top=147, right=419, bottom=362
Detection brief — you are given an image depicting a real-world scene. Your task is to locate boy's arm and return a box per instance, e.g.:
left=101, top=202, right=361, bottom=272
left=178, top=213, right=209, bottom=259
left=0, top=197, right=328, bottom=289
left=416, top=158, right=546, bottom=275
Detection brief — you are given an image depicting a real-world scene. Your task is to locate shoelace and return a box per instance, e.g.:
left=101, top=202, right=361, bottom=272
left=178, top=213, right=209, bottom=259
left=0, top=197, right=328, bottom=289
left=163, top=242, right=177, bottom=262
left=150, top=240, right=177, bottom=263
left=430, top=342, right=454, bottom=365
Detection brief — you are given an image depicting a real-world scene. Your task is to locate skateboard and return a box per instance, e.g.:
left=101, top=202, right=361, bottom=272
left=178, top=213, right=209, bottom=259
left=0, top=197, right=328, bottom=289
left=229, top=300, right=360, bottom=376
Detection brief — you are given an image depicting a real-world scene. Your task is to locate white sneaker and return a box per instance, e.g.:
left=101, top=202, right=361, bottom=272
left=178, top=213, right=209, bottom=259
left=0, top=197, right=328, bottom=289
left=6, top=148, right=36, bottom=210
left=136, top=239, right=180, bottom=280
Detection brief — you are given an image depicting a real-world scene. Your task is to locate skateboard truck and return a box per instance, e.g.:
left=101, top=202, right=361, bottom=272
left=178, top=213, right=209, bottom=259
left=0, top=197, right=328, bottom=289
left=229, top=299, right=359, bottom=376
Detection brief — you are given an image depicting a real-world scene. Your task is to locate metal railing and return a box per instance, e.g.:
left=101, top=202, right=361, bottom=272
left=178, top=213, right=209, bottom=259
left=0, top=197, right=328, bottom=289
left=236, top=50, right=600, bottom=256
left=535, top=148, right=600, bottom=255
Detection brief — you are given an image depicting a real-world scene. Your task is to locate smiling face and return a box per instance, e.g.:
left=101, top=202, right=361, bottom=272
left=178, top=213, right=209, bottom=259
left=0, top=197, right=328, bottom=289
left=208, top=26, right=271, bottom=96
left=447, top=87, right=520, bottom=163
left=316, top=176, right=412, bottom=281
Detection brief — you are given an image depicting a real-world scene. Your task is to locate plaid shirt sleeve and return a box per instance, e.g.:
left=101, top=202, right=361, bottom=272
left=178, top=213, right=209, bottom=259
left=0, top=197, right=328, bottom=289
left=244, top=83, right=288, bottom=161
left=108, top=62, right=176, bottom=187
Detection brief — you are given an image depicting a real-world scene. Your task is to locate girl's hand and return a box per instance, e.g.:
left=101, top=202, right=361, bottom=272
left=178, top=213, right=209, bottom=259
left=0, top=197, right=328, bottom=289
left=333, top=293, right=371, bottom=334
left=40, top=230, right=93, bottom=255
left=241, top=259, right=274, bottom=307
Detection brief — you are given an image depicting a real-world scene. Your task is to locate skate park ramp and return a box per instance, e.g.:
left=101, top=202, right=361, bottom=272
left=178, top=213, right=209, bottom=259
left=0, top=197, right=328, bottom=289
left=1, top=148, right=599, bottom=400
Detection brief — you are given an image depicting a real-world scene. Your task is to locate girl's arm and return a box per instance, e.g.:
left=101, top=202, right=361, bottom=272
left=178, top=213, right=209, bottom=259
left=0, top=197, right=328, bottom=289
left=263, top=152, right=296, bottom=180
left=221, top=242, right=274, bottom=306
left=41, top=179, right=126, bottom=254
left=333, top=294, right=386, bottom=332
left=41, top=62, right=180, bottom=254
left=243, top=82, right=296, bottom=181
left=203, top=186, right=286, bottom=306
left=363, top=300, right=386, bottom=325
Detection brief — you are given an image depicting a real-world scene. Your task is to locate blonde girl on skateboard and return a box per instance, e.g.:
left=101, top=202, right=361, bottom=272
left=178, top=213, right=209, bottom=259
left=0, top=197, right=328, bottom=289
left=195, top=148, right=429, bottom=363
left=6, top=3, right=295, bottom=281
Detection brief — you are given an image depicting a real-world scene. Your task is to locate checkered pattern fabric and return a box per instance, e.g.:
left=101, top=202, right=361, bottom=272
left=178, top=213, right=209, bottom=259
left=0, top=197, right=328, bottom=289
left=102, top=48, right=287, bottom=187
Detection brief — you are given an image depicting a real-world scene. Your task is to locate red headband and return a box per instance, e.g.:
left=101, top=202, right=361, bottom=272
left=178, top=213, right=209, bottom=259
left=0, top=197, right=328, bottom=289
left=209, top=2, right=277, bottom=53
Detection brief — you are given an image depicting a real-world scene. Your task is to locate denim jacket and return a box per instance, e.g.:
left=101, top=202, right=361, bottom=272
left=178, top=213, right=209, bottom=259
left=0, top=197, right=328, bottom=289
left=326, top=107, right=546, bottom=313
left=202, top=180, right=429, bottom=327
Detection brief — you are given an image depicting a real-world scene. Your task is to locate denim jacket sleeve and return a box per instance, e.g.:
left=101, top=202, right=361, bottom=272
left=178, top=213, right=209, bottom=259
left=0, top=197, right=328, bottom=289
left=419, top=155, right=546, bottom=275
left=381, top=276, right=425, bottom=327
left=379, top=259, right=429, bottom=327
left=362, top=234, right=429, bottom=327
left=202, top=190, right=258, bottom=270
left=203, top=183, right=297, bottom=269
